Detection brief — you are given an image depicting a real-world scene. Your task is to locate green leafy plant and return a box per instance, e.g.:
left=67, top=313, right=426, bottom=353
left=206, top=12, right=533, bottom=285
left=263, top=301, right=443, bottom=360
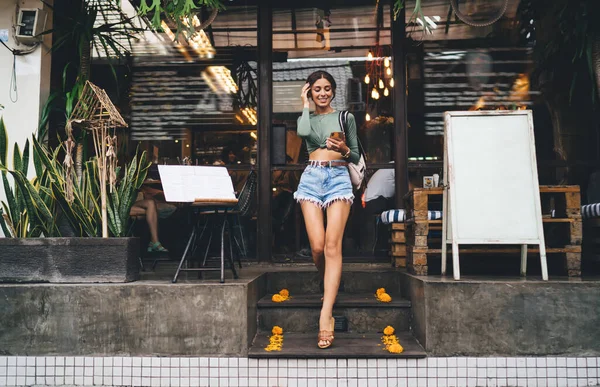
left=107, top=152, right=151, bottom=237
left=138, top=0, right=225, bottom=31
left=0, top=118, right=59, bottom=237
left=39, top=0, right=143, bottom=154
left=32, top=137, right=150, bottom=237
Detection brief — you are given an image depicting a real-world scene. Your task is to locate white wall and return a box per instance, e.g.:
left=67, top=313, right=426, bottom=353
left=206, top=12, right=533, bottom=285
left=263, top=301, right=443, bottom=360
left=0, top=0, right=52, bottom=236
left=0, top=0, right=52, bottom=174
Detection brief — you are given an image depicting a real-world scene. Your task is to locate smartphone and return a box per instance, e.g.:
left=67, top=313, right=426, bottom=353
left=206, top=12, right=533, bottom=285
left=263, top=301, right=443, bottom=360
left=330, top=131, right=344, bottom=140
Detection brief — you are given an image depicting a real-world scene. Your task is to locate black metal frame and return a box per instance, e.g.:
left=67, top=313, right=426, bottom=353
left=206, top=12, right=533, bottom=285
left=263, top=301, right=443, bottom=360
left=392, top=5, right=409, bottom=209
left=257, top=1, right=273, bottom=262
left=172, top=207, right=239, bottom=283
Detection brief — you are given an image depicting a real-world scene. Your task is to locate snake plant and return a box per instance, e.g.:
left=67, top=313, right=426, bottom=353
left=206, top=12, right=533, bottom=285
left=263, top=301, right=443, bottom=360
left=0, top=118, right=58, bottom=237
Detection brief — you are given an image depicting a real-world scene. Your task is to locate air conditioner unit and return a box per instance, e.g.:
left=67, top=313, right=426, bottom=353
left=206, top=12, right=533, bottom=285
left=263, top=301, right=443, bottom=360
left=15, top=8, right=46, bottom=45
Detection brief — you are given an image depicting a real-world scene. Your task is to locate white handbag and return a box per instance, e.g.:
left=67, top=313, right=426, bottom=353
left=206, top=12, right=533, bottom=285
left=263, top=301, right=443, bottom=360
left=338, top=111, right=367, bottom=189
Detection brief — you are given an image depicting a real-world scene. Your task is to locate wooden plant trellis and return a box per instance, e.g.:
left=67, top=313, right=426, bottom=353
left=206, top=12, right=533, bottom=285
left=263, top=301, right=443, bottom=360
left=65, top=81, right=127, bottom=238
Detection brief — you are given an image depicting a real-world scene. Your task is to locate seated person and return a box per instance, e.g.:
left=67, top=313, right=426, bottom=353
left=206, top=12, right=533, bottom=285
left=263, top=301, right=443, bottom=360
left=130, top=186, right=172, bottom=253
left=362, top=163, right=396, bottom=251
left=364, top=162, right=395, bottom=215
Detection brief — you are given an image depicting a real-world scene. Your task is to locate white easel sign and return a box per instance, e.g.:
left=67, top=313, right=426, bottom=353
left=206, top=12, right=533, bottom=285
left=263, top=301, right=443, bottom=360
left=158, top=165, right=237, bottom=204
left=441, top=110, right=548, bottom=280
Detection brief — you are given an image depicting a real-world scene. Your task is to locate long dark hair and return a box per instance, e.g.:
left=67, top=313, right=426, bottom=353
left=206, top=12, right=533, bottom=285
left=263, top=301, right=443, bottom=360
left=306, top=70, right=337, bottom=100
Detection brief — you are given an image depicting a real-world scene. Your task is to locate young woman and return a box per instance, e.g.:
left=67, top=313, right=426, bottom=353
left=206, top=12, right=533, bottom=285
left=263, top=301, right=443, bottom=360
left=293, top=70, right=360, bottom=349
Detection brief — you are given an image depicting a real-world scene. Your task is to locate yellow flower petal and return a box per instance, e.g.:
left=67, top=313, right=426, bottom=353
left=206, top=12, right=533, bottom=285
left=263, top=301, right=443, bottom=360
left=279, top=289, right=290, bottom=298
left=383, top=326, right=395, bottom=336
left=272, top=294, right=285, bottom=302
left=376, top=287, right=386, bottom=296
left=272, top=326, right=283, bottom=335
left=388, top=343, right=404, bottom=354
left=378, top=293, right=392, bottom=302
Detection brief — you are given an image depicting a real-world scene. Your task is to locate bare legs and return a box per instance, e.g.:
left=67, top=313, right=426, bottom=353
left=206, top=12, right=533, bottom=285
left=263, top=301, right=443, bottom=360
left=301, top=202, right=325, bottom=279
left=130, top=199, right=160, bottom=243
left=300, top=200, right=351, bottom=348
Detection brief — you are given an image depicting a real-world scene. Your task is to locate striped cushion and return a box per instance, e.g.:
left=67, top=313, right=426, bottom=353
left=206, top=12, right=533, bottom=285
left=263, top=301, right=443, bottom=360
left=380, top=209, right=406, bottom=223
left=380, top=209, right=443, bottom=224
left=381, top=205, right=600, bottom=223
left=582, top=203, right=600, bottom=219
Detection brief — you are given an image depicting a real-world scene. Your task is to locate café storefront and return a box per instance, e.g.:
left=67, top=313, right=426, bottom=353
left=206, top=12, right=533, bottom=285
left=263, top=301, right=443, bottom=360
left=114, top=0, right=542, bottom=263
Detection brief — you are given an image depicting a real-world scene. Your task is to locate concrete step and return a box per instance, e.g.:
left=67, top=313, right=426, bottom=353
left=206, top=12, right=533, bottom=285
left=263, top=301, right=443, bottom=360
left=257, top=293, right=411, bottom=333
left=248, top=331, right=426, bottom=359
left=264, top=270, right=402, bottom=295
left=258, top=292, right=411, bottom=308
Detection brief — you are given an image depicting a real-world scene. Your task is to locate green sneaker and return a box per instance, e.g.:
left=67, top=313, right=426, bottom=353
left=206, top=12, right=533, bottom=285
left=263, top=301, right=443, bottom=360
left=147, top=242, right=168, bottom=253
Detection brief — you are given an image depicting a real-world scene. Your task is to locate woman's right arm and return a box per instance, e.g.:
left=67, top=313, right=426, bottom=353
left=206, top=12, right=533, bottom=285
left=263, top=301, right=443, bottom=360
left=297, top=83, right=312, bottom=138
left=297, top=108, right=312, bottom=137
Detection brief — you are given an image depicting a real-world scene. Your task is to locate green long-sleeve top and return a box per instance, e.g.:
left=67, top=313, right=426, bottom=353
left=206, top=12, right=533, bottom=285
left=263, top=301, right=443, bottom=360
left=296, top=108, right=360, bottom=164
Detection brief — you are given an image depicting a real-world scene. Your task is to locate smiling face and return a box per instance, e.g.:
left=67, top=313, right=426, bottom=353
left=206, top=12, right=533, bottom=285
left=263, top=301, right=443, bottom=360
left=310, top=77, right=334, bottom=109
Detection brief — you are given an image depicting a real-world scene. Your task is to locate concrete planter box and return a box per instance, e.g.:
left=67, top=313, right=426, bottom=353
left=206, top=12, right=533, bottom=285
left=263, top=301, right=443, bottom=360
left=0, top=238, right=140, bottom=283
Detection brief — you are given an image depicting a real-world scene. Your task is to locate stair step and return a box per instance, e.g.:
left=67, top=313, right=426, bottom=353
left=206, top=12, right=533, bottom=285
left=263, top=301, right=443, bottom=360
left=265, top=271, right=401, bottom=295
left=258, top=293, right=410, bottom=308
left=248, top=331, right=426, bottom=359
left=257, top=293, right=411, bottom=333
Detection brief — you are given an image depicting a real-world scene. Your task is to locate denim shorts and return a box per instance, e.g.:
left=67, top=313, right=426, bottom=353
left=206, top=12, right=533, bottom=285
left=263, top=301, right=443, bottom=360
left=293, top=162, right=354, bottom=208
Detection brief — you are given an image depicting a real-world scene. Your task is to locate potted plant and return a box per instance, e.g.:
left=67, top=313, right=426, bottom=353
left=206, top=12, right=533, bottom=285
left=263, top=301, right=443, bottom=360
left=0, top=117, right=150, bottom=283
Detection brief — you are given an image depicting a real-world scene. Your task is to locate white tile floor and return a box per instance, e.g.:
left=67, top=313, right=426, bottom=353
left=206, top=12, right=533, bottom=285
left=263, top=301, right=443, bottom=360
left=0, top=356, right=598, bottom=387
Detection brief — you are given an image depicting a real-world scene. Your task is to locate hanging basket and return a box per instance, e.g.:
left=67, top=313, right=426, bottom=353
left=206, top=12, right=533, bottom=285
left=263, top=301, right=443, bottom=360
left=450, top=0, right=509, bottom=27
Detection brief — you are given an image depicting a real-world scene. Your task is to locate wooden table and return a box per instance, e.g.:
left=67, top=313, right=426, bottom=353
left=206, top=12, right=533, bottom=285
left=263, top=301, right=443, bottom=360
left=401, top=185, right=582, bottom=276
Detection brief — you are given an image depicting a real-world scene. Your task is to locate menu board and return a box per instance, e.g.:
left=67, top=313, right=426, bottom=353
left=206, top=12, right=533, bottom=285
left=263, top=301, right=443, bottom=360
left=158, top=165, right=237, bottom=203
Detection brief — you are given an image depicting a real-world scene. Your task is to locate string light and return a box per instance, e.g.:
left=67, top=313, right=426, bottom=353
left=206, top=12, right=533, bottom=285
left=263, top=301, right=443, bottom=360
left=389, top=78, right=395, bottom=88
left=386, top=67, right=392, bottom=76
left=366, top=113, right=371, bottom=121
left=384, top=57, right=390, bottom=67
left=371, top=88, right=380, bottom=100
left=367, top=50, right=373, bottom=60
left=384, top=88, right=389, bottom=97
left=378, top=79, right=384, bottom=89
left=364, top=74, right=370, bottom=84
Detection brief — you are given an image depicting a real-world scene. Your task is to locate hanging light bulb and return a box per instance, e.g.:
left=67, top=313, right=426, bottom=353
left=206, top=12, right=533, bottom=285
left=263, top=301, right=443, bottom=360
left=366, top=113, right=371, bottom=121
left=384, top=88, right=389, bottom=97
left=364, top=74, right=370, bottom=84
left=389, top=78, right=395, bottom=88
left=371, top=88, right=377, bottom=99
left=378, top=79, right=384, bottom=89
left=367, top=50, right=373, bottom=60
left=386, top=67, right=392, bottom=76
left=384, top=57, right=390, bottom=67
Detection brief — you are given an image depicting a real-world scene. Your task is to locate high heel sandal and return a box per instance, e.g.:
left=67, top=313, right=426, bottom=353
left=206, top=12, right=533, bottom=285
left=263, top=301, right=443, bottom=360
left=317, top=317, right=335, bottom=349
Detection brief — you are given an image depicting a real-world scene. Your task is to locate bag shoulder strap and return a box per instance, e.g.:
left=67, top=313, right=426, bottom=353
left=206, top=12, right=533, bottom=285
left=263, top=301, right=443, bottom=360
left=339, top=110, right=366, bottom=160
left=338, top=110, right=348, bottom=135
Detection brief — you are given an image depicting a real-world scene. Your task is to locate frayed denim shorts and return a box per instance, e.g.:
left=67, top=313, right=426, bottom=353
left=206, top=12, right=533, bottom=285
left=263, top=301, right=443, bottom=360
left=293, top=162, right=354, bottom=208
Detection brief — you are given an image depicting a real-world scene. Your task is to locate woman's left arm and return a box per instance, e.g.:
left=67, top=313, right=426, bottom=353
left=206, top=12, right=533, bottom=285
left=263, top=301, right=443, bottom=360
left=344, top=113, right=361, bottom=164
